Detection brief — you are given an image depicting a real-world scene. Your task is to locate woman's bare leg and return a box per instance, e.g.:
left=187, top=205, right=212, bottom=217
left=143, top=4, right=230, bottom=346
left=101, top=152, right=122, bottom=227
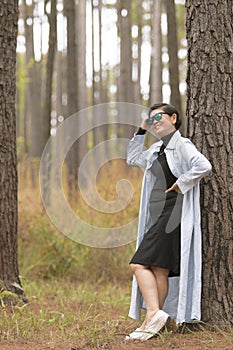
left=130, top=264, right=169, bottom=330
left=151, top=266, right=169, bottom=308
left=130, top=264, right=159, bottom=330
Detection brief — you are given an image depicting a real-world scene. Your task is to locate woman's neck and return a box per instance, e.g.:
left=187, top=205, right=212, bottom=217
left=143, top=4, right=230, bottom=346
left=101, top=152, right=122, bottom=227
left=161, top=130, right=176, bottom=146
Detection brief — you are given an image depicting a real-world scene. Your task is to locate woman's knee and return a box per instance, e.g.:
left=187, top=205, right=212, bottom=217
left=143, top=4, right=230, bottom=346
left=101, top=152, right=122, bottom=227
left=130, top=263, right=147, bottom=274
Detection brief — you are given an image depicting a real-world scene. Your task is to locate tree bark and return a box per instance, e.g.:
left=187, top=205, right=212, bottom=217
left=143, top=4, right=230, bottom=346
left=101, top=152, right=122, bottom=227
left=76, top=0, right=87, bottom=112
left=134, top=0, right=142, bottom=105
left=165, top=0, right=185, bottom=134
left=76, top=0, right=88, bottom=169
left=23, top=0, right=43, bottom=159
left=0, top=0, right=24, bottom=298
left=149, top=0, right=162, bottom=104
left=64, top=0, right=79, bottom=190
left=64, top=0, right=78, bottom=116
left=186, top=0, right=233, bottom=327
left=117, top=0, right=135, bottom=138
left=42, top=0, right=57, bottom=153
left=117, top=0, right=134, bottom=103
left=23, top=0, right=43, bottom=187
left=92, top=0, right=102, bottom=148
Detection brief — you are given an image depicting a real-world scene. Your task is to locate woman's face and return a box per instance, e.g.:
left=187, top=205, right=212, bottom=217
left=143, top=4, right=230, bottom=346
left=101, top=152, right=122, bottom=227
left=150, top=109, right=177, bottom=138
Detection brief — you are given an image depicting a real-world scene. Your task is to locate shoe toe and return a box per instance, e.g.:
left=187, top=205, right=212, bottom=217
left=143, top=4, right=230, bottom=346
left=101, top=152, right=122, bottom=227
left=125, top=328, right=142, bottom=340
left=125, top=328, right=154, bottom=341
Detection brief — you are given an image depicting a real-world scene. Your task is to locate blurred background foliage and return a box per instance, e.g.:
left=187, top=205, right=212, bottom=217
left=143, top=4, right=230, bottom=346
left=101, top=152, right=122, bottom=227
left=16, top=0, right=186, bottom=284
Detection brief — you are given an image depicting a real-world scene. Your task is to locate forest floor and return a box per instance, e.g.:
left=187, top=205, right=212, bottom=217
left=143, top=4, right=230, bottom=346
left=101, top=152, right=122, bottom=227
left=0, top=280, right=232, bottom=350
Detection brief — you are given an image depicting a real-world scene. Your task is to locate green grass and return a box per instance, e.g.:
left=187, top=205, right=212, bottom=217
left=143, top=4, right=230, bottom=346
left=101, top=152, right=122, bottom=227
left=18, top=211, right=135, bottom=283
left=0, top=277, right=132, bottom=347
left=1, top=277, right=232, bottom=349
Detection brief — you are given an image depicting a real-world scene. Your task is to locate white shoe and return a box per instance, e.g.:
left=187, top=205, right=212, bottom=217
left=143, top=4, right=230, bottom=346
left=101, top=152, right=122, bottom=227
left=145, top=310, right=169, bottom=334
left=125, top=328, right=154, bottom=341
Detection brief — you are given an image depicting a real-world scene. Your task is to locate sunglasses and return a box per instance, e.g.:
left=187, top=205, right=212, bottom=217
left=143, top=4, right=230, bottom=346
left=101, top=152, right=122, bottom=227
left=147, top=112, right=167, bottom=125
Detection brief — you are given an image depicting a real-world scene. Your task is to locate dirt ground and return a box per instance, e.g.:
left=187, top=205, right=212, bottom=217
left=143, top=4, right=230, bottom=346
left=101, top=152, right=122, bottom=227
left=0, top=305, right=232, bottom=350
left=0, top=328, right=232, bottom=350
left=0, top=282, right=232, bottom=350
left=0, top=337, right=231, bottom=350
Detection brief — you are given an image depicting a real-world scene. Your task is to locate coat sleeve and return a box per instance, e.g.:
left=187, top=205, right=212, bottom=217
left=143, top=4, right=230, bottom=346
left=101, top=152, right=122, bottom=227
left=126, top=134, right=149, bottom=169
left=176, top=140, right=212, bottom=194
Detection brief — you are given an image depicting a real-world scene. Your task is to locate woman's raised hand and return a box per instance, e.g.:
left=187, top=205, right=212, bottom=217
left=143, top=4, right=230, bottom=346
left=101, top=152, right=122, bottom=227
left=140, top=117, right=151, bottom=131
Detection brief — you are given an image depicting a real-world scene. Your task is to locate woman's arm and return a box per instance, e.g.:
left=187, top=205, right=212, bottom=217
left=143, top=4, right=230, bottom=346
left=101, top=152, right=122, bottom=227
left=126, top=118, right=151, bottom=168
left=175, top=140, right=212, bottom=194
left=126, top=134, right=149, bottom=168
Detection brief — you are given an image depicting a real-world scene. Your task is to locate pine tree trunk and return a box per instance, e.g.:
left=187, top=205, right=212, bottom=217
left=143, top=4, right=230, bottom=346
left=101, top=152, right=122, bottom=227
left=149, top=0, right=162, bottom=104
left=165, top=0, right=185, bottom=134
left=92, top=0, right=102, bottom=148
left=23, top=0, right=43, bottom=159
left=42, top=0, right=57, bottom=153
left=134, top=0, right=142, bottom=105
left=23, top=0, right=43, bottom=186
left=92, top=0, right=109, bottom=163
left=76, top=0, right=88, bottom=168
left=117, top=0, right=135, bottom=138
left=64, top=0, right=79, bottom=190
left=0, top=0, right=24, bottom=298
left=76, top=0, right=86, bottom=112
left=117, top=0, right=134, bottom=103
left=186, top=0, right=233, bottom=327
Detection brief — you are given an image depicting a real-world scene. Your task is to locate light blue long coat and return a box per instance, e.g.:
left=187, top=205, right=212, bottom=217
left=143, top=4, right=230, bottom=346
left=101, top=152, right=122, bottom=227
left=127, top=130, right=212, bottom=324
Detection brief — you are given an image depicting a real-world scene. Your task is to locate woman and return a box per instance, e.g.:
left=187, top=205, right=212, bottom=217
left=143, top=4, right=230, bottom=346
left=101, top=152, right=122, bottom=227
left=126, top=103, right=212, bottom=341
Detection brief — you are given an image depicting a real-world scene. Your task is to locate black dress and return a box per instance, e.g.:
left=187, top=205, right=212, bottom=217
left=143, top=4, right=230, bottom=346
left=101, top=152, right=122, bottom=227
left=130, top=136, right=183, bottom=277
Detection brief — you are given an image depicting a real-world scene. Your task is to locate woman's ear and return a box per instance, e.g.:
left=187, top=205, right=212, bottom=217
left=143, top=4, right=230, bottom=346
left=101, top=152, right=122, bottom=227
left=171, top=113, right=177, bottom=125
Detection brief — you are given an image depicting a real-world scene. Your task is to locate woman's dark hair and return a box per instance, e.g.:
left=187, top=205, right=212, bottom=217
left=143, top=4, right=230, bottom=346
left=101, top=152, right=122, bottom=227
left=148, top=103, right=182, bottom=130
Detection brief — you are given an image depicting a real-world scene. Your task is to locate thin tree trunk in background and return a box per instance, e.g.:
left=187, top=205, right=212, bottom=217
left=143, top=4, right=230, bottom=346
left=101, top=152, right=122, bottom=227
left=42, top=0, right=57, bottom=153
left=146, top=0, right=163, bottom=147
left=186, top=0, right=233, bottom=327
left=23, top=0, right=43, bottom=187
left=64, top=0, right=79, bottom=189
left=149, top=0, right=162, bottom=104
left=16, top=2, right=27, bottom=158
left=0, top=0, right=24, bottom=299
left=92, top=0, right=108, bottom=157
left=117, top=0, right=134, bottom=103
left=91, top=0, right=95, bottom=107
left=92, top=0, right=105, bottom=168
left=54, top=51, right=64, bottom=188
left=98, top=0, right=104, bottom=104
left=134, top=0, right=142, bottom=105
left=117, top=0, right=135, bottom=138
left=23, top=0, right=34, bottom=154
left=64, top=0, right=78, bottom=116
left=16, top=55, right=27, bottom=157
left=55, top=52, right=63, bottom=121
left=98, top=0, right=109, bottom=154
left=28, top=61, right=42, bottom=186
left=76, top=0, right=88, bottom=167
left=40, top=0, right=57, bottom=204
left=165, top=0, right=185, bottom=135
left=92, top=0, right=102, bottom=148
left=76, top=0, right=87, bottom=109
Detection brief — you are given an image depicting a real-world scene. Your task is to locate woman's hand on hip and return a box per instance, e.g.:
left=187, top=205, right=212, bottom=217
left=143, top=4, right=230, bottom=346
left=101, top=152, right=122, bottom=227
left=165, top=183, right=180, bottom=193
